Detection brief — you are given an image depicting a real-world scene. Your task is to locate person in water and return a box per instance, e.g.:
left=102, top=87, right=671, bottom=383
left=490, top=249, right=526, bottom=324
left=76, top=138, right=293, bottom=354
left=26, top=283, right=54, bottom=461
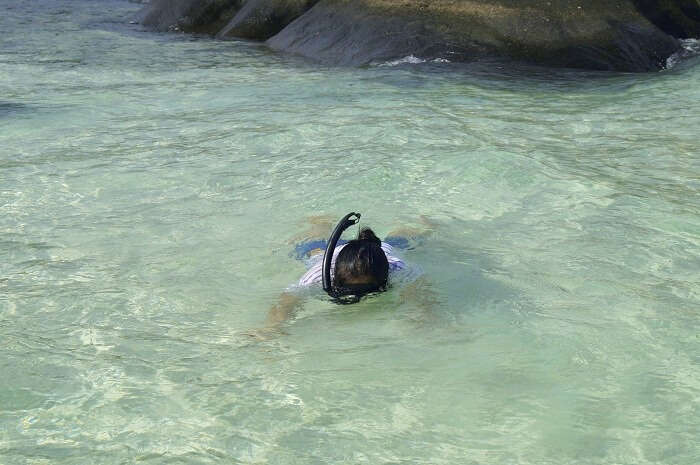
left=297, top=226, right=405, bottom=292
left=263, top=214, right=428, bottom=328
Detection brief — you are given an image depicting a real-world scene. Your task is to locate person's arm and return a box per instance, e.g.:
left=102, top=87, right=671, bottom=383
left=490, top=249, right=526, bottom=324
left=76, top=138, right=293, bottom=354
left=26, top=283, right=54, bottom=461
left=288, top=215, right=335, bottom=245
left=264, top=292, right=303, bottom=327
left=399, top=276, right=439, bottom=324
left=386, top=215, right=437, bottom=242
left=244, top=292, right=303, bottom=340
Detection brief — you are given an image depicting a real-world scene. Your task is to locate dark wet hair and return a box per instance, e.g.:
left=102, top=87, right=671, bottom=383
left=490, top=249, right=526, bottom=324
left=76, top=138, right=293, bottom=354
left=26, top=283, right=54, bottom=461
left=333, top=228, right=389, bottom=294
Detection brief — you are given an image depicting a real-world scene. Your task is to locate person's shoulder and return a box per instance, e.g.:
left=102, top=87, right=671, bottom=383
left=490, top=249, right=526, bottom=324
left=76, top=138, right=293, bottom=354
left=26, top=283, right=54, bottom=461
left=381, top=242, right=406, bottom=271
left=380, top=242, right=395, bottom=254
left=299, top=262, right=322, bottom=287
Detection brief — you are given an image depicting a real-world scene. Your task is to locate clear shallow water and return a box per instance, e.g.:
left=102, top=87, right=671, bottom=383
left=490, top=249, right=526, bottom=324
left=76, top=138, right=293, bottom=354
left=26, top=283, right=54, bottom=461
left=1, top=0, right=699, bottom=463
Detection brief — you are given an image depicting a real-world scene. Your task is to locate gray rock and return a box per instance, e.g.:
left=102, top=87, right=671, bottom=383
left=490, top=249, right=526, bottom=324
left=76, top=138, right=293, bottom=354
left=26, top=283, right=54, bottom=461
left=138, top=0, right=700, bottom=71
left=140, top=0, right=245, bottom=34
left=634, top=0, right=700, bottom=38
left=218, top=0, right=319, bottom=40
left=268, top=0, right=680, bottom=71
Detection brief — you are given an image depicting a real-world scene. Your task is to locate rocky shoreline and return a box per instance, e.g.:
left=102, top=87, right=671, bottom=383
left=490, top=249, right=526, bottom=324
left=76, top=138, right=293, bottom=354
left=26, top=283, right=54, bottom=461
left=138, top=0, right=700, bottom=72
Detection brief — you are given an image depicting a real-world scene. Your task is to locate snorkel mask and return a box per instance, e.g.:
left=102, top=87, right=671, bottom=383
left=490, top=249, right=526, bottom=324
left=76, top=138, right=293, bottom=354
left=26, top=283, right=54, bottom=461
left=322, top=212, right=372, bottom=304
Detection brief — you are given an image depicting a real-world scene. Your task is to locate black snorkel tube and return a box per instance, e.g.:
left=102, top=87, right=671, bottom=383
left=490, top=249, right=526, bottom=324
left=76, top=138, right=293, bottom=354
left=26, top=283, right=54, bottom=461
left=322, top=212, right=361, bottom=297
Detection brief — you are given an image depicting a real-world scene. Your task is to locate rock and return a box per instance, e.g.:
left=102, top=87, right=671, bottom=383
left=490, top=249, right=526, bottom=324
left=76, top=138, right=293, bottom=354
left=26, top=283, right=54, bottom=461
left=140, top=0, right=245, bottom=34
left=138, top=0, right=700, bottom=71
left=217, top=0, right=319, bottom=40
left=268, top=2, right=485, bottom=67
left=267, top=0, right=680, bottom=71
left=634, top=0, right=700, bottom=38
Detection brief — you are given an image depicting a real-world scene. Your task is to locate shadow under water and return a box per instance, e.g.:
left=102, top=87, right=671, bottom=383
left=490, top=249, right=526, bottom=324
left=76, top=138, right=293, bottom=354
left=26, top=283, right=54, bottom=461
left=0, top=101, right=30, bottom=118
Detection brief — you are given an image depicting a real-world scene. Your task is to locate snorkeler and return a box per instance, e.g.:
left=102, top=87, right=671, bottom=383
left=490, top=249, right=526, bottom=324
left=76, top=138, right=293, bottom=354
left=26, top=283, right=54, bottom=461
left=299, top=212, right=406, bottom=299
left=264, top=212, right=423, bottom=327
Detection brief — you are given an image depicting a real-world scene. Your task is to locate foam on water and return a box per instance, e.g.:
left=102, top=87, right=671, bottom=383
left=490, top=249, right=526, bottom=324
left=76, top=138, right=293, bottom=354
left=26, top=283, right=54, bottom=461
left=666, top=38, right=700, bottom=69
left=379, top=55, right=452, bottom=66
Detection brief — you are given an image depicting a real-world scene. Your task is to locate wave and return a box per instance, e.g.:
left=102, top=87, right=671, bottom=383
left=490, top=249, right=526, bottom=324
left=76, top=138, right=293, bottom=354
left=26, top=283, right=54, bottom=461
left=377, top=55, right=451, bottom=67
left=378, top=41, right=698, bottom=70
left=665, top=38, right=700, bottom=69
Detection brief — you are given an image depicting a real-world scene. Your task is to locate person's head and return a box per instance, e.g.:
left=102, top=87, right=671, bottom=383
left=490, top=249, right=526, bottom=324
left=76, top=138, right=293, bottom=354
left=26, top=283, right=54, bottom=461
left=333, top=227, right=389, bottom=295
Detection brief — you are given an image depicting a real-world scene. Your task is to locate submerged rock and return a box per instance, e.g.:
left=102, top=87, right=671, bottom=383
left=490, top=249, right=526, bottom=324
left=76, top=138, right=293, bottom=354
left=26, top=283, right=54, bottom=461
left=138, top=0, right=700, bottom=71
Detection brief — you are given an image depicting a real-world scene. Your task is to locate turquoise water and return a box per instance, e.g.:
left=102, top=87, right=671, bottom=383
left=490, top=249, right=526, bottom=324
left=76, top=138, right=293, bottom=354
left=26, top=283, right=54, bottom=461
left=2, top=1, right=699, bottom=463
